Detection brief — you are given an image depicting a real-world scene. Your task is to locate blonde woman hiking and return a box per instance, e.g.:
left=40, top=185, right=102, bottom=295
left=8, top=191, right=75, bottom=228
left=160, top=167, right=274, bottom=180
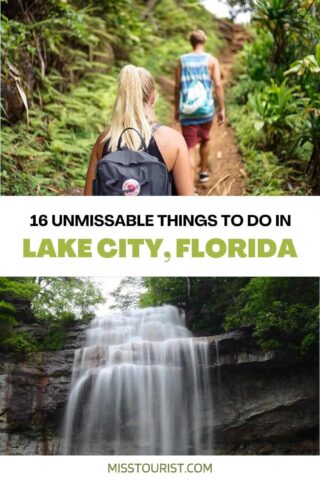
left=175, top=29, right=225, bottom=185
left=85, top=65, right=193, bottom=196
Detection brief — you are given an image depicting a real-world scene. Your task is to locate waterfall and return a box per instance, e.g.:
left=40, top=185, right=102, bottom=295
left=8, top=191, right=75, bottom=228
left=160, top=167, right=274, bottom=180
left=63, top=305, right=213, bottom=455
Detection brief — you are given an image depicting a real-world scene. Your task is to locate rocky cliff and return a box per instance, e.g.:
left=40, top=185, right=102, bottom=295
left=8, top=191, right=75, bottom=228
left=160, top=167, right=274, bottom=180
left=0, top=325, right=318, bottom=455
left=206, top=327, right=319, bottom=454
left=0, top=323, right=86, bottom=455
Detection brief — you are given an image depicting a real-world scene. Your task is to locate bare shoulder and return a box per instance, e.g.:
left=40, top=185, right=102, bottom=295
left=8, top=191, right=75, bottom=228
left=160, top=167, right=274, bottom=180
left=155, top=125, right=185, bottom=147
left=208, top=55, right=219, bottom=67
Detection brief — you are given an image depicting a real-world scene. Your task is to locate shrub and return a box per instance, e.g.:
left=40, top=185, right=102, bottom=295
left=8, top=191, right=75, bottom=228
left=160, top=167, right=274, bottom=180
left=249, top=80, right=307, bottom=159
left=224, top=278, right=319, bottom=357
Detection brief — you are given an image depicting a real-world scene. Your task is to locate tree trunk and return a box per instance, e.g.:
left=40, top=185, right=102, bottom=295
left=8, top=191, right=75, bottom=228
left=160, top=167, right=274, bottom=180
left=307, top=131, right=320, bottom=194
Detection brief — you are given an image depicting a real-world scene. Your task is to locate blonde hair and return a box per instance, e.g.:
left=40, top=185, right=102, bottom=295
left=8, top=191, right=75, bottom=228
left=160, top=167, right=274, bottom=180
left=189, top=29, right=207, bottom=48
left=104, top=65, right=156, bottom=152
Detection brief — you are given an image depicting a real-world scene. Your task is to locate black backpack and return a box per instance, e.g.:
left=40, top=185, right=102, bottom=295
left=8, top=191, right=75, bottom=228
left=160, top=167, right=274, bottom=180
left=93, top=127, right=172, bottom=196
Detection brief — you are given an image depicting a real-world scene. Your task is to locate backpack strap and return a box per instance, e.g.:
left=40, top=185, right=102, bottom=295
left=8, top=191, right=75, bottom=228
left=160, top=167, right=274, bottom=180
left=117, top=127, right=147, bottom=151
left=101, top=125, right=161, bottom=158
left=102, top=138, right=111, bottom=158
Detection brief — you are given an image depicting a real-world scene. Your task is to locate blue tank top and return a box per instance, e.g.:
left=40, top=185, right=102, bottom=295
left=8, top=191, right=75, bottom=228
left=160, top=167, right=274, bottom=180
left=179, top=52, right=214, bottom=126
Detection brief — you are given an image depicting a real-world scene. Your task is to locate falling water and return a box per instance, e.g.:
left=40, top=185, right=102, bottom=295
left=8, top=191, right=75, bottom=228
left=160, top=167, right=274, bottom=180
left=63, top=305, right=213, bottom=455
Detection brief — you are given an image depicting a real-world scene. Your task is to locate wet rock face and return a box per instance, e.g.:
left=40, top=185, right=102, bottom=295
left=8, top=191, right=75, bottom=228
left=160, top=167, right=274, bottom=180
left=206, top=328, right=319, bottom=454
left=0, top=326, right=318, bottom=455
left=211, top=364, right=318, bottom=453
left=0, top=324, right=86, bottom=455
left=0, top=350, right=74, bottom=455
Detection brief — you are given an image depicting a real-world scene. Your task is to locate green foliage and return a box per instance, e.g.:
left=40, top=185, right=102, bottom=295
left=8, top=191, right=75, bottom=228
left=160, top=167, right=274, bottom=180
left=40, top=310, right=76, bottom=351
left=285, top=44, right=320, bottom=187
left=111, top=277, right=145, bottom=311
left=0, top=300, right=17, bottom=340
left=0, top=277, right=39, bottom=301
left=1, top=0, right=222, bottom=195
left=227, top=104, right=307, bottom=194
left=89, top=0, right=154, bottom=61
left=32, top=277, right=104, bottom=351
left=131, top=276, right=319, bottom=358
left=139, top=277, right=250, bottom=334
left=1, top=0, right=117, bottom=194
left=228, top=0, right=319, bottom=194
left=1, top=332, right=38, bottom=354
left=250, top=80, right=307, bottom=158
left=133, top=0, right=222, bottom=75
left=154, top=90, right=172, bottom=125
left=0, top=278, right=39, bottom=354
left=224, top=0, right=254, bottom=21
left=253, top=0, right=316, bottom=71
left=33, top=277, right=105, bottom=323
left=140, top=277, right=189, bottom=308
left=40, top=328, right=67, bottom=352
left=1, top=73, right=117, bottom=194
left=0, top=277, right=105, bottom=353
left=231, top=30, right=273, bottom=105
left=224, top=278, right=319, bottom=357
left=1, top=0, right=119, bottom=195
left=1, top=2, right=111, bottom=76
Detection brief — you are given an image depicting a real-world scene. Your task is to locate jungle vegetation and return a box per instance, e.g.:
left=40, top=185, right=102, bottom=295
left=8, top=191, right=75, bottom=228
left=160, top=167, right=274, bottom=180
left=1, top=0, right=221, bottom=195
left=227, top=0, right=320, bottom=194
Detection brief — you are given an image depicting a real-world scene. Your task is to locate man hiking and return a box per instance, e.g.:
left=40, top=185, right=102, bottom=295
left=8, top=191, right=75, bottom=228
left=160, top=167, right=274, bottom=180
left=175, top=29, right=225, bottom=185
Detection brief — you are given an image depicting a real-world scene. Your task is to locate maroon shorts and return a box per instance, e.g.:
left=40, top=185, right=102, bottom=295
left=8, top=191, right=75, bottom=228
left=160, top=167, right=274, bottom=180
left=181, top=121, right=213, bottom=149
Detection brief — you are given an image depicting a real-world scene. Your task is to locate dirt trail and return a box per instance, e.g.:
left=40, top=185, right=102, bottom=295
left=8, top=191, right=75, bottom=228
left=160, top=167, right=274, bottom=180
left=200, top=23, right=250, bottom=196
left=158, top=22, right=249, bottom=196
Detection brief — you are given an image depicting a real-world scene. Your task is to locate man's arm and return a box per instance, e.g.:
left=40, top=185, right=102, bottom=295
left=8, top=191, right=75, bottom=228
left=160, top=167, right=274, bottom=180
left=211, top=57, right=225, bottom=126
left=174, top=61, right=181, bottom=122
